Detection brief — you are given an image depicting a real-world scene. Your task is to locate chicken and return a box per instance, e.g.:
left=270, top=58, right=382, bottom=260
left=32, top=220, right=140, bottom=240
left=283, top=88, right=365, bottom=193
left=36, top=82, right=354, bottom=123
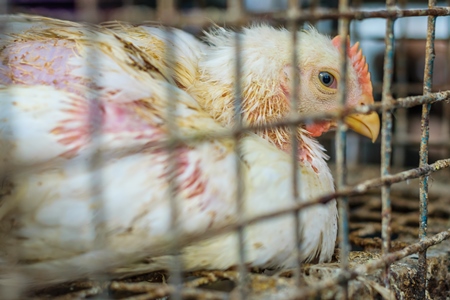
left=102, top=20, right=206, bottom=89
left=0, top=15, right=379, bottom=289
left=188, top=26, right=379, bottom=147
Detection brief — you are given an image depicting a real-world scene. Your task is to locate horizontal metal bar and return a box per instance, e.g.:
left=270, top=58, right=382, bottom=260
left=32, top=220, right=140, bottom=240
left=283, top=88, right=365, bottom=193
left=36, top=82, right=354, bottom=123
left=291, top=229, right=450, bottom=299
left=163, top=90, right=450, bottom=146
left=166, top=7, right=450, bottom=26
left=6, top=90, right=449, bottom=177
left=173, top=158, right=450, bottom=248
left=14, top=6, right=450, bottom=25
left=262, top=6, right=450, bottom=23
left=147, top=7, right=450, bottom=26
left=108, top=228, right=450, bottom=300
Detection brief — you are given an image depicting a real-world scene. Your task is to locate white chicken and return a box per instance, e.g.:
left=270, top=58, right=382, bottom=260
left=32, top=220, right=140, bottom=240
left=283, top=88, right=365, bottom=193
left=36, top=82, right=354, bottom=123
left=0, top=15, right=379, bottom=289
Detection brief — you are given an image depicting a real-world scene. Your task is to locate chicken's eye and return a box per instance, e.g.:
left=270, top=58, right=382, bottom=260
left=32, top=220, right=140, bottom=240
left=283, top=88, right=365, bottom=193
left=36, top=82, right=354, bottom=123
left=318, top=72, right=335, bottom=88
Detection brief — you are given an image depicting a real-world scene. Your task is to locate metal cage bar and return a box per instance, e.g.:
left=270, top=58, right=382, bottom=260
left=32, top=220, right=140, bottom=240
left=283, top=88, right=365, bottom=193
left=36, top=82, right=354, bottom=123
left=380, top=0, right=395, bottom=289
left=286, top=0, right=303, bottom=287
left=1, top=0, right=450, bottom=298
left=417, top=0, right=437, bottom=295
left=230, top=1, right=249, bottom=297
left=336, top=0, right=350, bottom=297
left=163, top=28, right=184, bottom=300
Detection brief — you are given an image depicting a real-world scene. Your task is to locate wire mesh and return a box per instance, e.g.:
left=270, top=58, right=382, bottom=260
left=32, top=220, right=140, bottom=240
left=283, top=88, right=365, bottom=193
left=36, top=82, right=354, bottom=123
left=0, top=0, right=450, bottom=299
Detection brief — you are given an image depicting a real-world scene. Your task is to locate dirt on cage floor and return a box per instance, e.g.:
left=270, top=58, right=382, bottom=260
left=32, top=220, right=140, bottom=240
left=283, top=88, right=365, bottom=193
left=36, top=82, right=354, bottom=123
left=24, top=165, right=450, bottom=300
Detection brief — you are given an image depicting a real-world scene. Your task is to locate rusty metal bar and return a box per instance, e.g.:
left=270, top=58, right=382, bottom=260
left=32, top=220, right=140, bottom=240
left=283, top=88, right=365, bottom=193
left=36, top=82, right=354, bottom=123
left=336, top=0, right=350, bottom=297
left=2, top=84, right=447, bottom=181
left=146, top=89, right=450, bottom=149
left=147, top=7, right=450, bottom=27
left=291, top=229, right=450, bottom=299
left=380, top=0, right=395, bottom=289
left=417, top=0, right=437, bottom=296
left=177, top=158, right=450, bottom=248
left=3, top=2, right=450, bottom=298
left=14, top=89, right=444, bottom=166
left=287, top=0, right=303, bottom=286
left=109, top=228, right=450, bottom=300
left=255, top=7, right=450, bottom=22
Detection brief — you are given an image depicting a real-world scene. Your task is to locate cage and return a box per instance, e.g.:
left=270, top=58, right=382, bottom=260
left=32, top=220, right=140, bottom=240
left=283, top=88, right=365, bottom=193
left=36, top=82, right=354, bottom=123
left=0, top=0, right=449, bottom=299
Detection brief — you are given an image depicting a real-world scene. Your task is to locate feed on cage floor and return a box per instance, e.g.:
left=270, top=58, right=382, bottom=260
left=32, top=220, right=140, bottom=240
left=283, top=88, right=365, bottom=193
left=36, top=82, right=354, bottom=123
left=0, top=14, right=379, bottom=291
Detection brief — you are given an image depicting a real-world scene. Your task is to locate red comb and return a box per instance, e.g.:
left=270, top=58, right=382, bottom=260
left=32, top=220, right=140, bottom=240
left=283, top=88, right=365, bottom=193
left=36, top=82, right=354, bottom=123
left=331, top=36, right=372, bottom=96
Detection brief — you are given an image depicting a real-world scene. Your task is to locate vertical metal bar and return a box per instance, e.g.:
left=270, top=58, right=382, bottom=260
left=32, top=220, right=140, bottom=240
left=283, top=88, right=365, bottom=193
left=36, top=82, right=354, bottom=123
left=159, top=18, right=184, bottom=300
left=75, top=0, right=99, bottom=22
left=0, top=0, right=6, bottom=14
left=157, top=0, right=177, bottom=22
left=165, top=35, right=183, bottom=300
left=308, top=0, right=319, bottom=27
left=87, top=53, right=109, bottom=284
left=233, top=31, right=248, bottom=300
left=229, top=0, right=244, bottom=23
left=350, top=0, right=362, bottom=43
left=163, top=27, right=184, bottom=300
left=393, top=0, right=408, bottom=168
left=287, top=0, right=303, bottom=287
left=230, top=1, right=247, bottom=298
left=418, top=0, right=437, bottom=297
left=381, top=0, right=396, bottom=289
left=158, top=2, right=183, bottom=298
left=336, top=0, right=349, bottom=298
left=76, top=1, right=111, bottom=286
left=0, top=4, right=16, bottom=299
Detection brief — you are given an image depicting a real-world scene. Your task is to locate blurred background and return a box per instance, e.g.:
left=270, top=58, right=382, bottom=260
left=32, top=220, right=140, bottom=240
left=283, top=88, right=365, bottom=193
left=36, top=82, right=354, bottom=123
left=5, top=0, right=450, bottom=168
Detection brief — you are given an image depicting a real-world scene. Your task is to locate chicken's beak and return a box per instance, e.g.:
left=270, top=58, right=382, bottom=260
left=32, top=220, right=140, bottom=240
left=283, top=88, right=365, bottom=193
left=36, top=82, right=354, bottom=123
left=344, top=94, right=380, bottom=143
left=344, top=112, right=380, bottom=142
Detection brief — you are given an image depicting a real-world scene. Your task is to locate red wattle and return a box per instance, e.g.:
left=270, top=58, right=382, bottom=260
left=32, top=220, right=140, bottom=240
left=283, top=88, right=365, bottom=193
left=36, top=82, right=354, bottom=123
left=305, top=121, right=332, bottom=137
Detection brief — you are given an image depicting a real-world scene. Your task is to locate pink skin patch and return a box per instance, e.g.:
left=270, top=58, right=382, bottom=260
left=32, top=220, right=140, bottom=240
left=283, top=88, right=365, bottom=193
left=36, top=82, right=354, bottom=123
left=3, top=38, right=212, bottom=202
left=158, top=148, right=207, bottom=201
left=0, top=39, right=165, bottom=157
left=0, top=40, right=93, bottom=95
left=51, top=98, right=93, bottom=159
left=52, top=98, right=165, bottom=158
left=298, top=144, right=319, bottom=173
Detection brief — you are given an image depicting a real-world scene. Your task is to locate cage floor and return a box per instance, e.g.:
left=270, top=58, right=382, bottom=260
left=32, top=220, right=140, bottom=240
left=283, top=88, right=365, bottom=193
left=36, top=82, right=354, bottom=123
left=26, top=165, right=450, bottom=300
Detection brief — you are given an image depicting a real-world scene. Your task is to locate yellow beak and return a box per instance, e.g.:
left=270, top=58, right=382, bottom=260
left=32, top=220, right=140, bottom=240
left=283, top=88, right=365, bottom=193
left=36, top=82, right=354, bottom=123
left=344, top=112, right=380, bottom=142
left=342, top=92, right=380, bottom=142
